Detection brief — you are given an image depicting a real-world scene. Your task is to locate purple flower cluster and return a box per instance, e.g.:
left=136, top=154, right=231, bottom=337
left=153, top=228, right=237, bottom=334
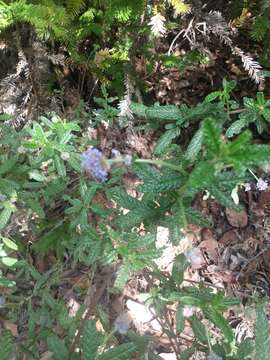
left=81, top=148, right=108, bottom=182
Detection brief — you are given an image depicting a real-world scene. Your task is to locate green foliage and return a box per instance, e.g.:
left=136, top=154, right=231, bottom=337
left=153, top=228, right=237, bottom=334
left=0, top=331, right=13, bottom=360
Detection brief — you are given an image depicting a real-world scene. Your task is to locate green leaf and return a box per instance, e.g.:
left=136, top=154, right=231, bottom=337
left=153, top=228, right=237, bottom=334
left=172, top=253, right=189, bottom=285
left=188, top=162, right=215, bottom=190
left=262, top=108, right=270, bottom=122
left=205, top=91, right=221, bottom=102
left=98, top=343, right=136, bottom=360
left=0, top=156, right=18, bottom=175
left=29, top=170, right=47, bottom=182
left=226, top=118, right=248, bottom=138
left=154, top=128, right=180, bottom=155
left=0, top=208, right=13, bottom=230
left=189, top=315, right=208, bottom=345
left=237, top=339, right=254, bottom=360
left=47, top=335, right=68, bottom=360
left=255, top=303, right=270, bottom=360
left=1, top=257, right=17, bottom=267
left=54, top=155, right=66, bottom=177
left=114, top=262, right=131, bottom=291
left=0, top=277, right=16, bottom=287
left=180, top=347, right=195, bottom=360
left=138, top=174, right=182, bottom=193
left=176, top=305, right=185, bottom=333
left=0, top=331, right=13, bottom=360
left=81, top=320, right=101, bottom=360
left=184, top=126, right=203, bottom=161
left=1, top=237, right=18, bottom=251
left=146, top=105, right=183, bottom=122
left=203, top=118, right=221, bottom=155
left=203, top=307, right=234, bottom=342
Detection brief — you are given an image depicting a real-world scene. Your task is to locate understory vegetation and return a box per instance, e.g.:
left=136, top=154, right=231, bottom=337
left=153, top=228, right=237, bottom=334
left=1, top=1, right=270, bottom=359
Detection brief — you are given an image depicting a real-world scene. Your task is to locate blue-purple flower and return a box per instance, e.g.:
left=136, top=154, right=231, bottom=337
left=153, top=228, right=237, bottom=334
left=81, top=148, right=108, bottom=182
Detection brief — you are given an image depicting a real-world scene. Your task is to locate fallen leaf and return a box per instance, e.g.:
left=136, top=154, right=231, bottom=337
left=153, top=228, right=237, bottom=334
left=225, top=208, right=248, bottom=228
left=200, top=238, right=219, bottom=261
left=4, top=321, right=18, bottom=336
left=219, top=230, right=238, bottom=246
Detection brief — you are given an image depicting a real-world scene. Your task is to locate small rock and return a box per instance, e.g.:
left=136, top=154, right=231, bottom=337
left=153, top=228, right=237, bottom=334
left=225, top=208, right=248, bottom=228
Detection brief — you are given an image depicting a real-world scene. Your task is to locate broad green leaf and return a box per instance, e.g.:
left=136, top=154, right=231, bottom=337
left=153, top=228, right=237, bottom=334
left=29, top=170, right=47, bottom=182
left=154, top=128, right=180, bottom=155
left=203, top=119, right=221, bottom=155
left=184, top=126, right=203, bottom=161
left=114, top=262, right=131, bottom=291
left=176, top=305, right=185, bottom=333
left=204, top=91, right=221, bottom=102
left=0, top=277, right=16, bottom=287
left=203, top=307, right=233, bottom=342
left=47, top=335, right=68, bottom=360
left=139, top=174, right=182, bottom=193
left=146, top=105, right=182, bottom=122
left=98, top=342, right=136, bottom=360
left=81, top=320, right=101, bottom=360
left=172, top=253, right=189, bottom=285
left=1, top=237, right=18, bottom=251
left=262, top=108, right=270, bottom=122
left=189, top=315, right=208, bottom=345
left=0, top=208, right=13, bottom=230
left=226, top=118, right=247, bottom=138
left=54, top=155, right=66, bottom=177
left=1, top=257, right=17, bottom=267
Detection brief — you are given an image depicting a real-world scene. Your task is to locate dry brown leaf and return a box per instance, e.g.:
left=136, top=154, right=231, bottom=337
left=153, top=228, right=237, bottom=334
left=4, top=321, right=18, bottom=336
left=225, top=208, right=248, bottom=228
left=200, top=238, right=219, bottom=261
left=219, top=230, right=238, bottom=246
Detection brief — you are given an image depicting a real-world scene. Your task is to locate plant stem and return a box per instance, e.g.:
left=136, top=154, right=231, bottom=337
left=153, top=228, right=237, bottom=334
left=135, top=158, right=186, bottom=174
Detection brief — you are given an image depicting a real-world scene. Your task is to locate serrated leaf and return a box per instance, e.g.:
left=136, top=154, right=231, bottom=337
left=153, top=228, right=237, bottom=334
left=184, top=126, right=203, bottom=161
left=203, top=119, right=221, bottom=155
left=54, top=155, right=66, bottom=177
left=205, top=91, right=221, bottom=102
left=81, top=320, right=101, bottom=360
left=255, top=303, right=270, bottom=360
left=98, top=342, right=136, bottom=360
left=146, top=105, right=182, bottom=122
left=262, top=108, right=270, bottom=122
left=172, top=253, right=189, bottom=285
left=203, top=307, right=233, bottom=342
left=114, top=262, right=131, bottom=291
left=0, top=208, right=13, bottom=230
left=139, top=174, right=182, bottom=193
left=226, top=118, right=247, bottom=138
left=154, top=128, right=180, bottom=155
left=189, top=315, right=208, bottom=345
left=130, top=102, right=148, bottom=117
left=47, top=335, right=68, bottom=360
left=0, top=331, right=13, bottom=360
left=0, top=156, right=18, bottom=175
left=237, top=338, right=254, bottom=360
left=176, top=305, right=185, bottom=333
